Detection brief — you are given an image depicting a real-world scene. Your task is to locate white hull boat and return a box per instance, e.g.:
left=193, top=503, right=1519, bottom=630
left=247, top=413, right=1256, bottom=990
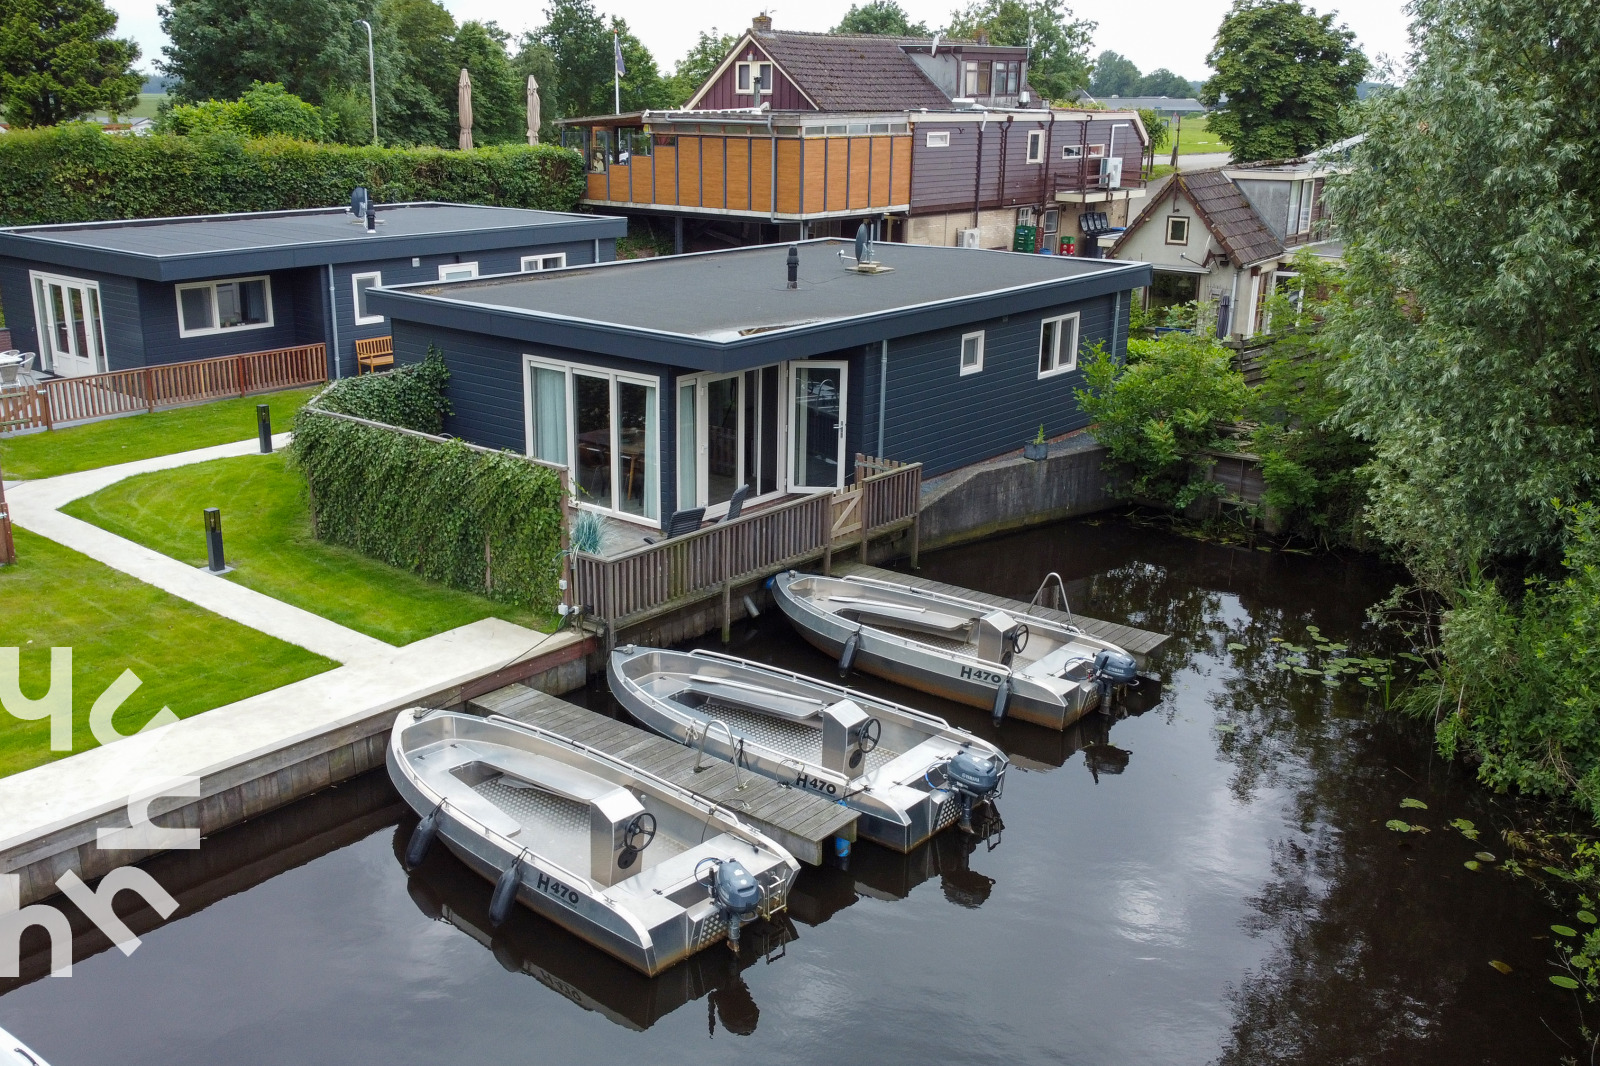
left=772, top=571, right=1139, bottom=730
left=607, top=647, right=1008, bottom=852
left=1, top=1026, right=50, bottom=1066
left=388, top=708, right=799, bottom=976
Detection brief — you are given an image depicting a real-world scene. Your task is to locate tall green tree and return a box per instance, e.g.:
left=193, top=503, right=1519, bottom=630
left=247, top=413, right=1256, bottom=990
left=159, top=0, right=368, bottom=105
left=665, top=27, right=735, bottom=106
left=1137, top=68, right=1193, bottom=96
left=946, top=0, right=1094, bottom=101
left=1200, top=0, right=1367, bottom=162
left=1328, top=0, right=1600, bottom=584
left=534, top=0, right=667, bottom=118
left=0, top=0, right=141, bottom=126
left=377, top=0, right=455, bottom=145
left=454, top=20, right=523, bottom=143
left=1088, top=49, right=1139, bottom=96
left=833, top=1, right=930, bottom=35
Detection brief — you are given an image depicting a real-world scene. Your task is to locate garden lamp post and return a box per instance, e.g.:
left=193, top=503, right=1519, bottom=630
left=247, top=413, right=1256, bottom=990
left=356, top=19, right=378, bottom=145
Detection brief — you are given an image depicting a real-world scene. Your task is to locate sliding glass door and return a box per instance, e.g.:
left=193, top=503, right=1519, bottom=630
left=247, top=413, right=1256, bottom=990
left=31, top=271, right=108, bottom=377
left=525, top=357, right=659, bottom=523
left=789, top=361, right=847, bottom=492
left=676, top=365, right=787, bottom=515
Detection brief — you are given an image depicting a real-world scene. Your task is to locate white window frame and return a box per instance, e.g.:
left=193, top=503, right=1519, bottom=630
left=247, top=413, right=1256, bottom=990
left=1086, top=144, right=1106, bottom=158
left=438, top=262, right=479, bottom=282
left=1042, top=208, right=1059, bottom=234
left=1017, top=206, right=1034, bottom=227
left=1037, top=313, right=1080, bottom=379
left=30, top=269, right=109, bottom=375
left=736, top=61, right=772, bottom=96
left=175, top=275, right=274, bottom=338
left=520, top=253, right=568, bottom=272
left=521, top=354, right=661, bottom=525
left=925, top=130, right=950, bottom=148
left=351, top=271, right=384, bottom=325
left=959, top=330, right=985, bottom=376
left=1061, top=144, right=1083, bottom=160
left=1165, top=216, right=1191, bottom=245
left=1025, top=130, right=1045, bottom=164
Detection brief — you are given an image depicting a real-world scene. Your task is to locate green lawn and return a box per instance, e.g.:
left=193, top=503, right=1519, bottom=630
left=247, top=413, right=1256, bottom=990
left=1175, top=114, right=1229, bottom=155
left=62, top=452, right=553, bottom=645
left=0, top=528, right=334, bottom=778
left=94, top=93, right=167, bottom=121
left=1, top=387, right=319, bottom=481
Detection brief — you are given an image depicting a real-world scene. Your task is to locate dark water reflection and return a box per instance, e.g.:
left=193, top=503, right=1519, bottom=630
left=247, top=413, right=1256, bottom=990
left=0, top=518, right=1574, bottom=1064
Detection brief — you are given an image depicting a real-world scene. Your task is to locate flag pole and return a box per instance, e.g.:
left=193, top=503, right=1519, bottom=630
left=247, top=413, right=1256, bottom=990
left=614, top=31, right=621, bottom=115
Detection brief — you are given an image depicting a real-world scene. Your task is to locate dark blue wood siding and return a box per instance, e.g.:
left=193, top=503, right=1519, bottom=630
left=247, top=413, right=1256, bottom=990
left=0, top=256, right=147, bottom=370
left=136, top=269, right=313, bottom=367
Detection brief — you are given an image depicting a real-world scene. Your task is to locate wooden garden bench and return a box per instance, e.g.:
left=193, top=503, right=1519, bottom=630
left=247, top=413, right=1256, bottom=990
left=355, top=336, right=394, bottom=375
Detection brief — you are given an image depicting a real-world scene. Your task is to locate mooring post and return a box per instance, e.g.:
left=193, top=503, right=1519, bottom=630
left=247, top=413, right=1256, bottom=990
left=204, top=507, right=226, bottom=573
left=910, top=512, right=921, bottom=569
left=257, top=403, right=272, bottom=453
left=721, top=581, right=733, bottom=643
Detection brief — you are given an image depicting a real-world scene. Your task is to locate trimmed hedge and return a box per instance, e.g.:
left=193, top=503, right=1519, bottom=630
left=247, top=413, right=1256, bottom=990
left=291, top=356, right=566, bottom=612
left=0, top=124, right=587, bottom=226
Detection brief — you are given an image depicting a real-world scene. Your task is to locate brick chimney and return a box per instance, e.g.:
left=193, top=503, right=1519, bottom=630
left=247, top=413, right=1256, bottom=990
left=752, top=13, right=773, bottom=32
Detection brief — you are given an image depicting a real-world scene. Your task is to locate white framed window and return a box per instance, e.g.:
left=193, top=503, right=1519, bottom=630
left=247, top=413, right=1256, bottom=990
left=351, top=271, right=383, bottom=325
left=1042, top=208, right=1059, bottom=234
left=1026, top=129, right=1045, bottom=164
left=438, top=262, right=479, bottom=282
left=1017, top=206, right=1034, bottom=227
left=523, top=355, right=660, bottom=523
left=736, top=61, right=772, bottom=95
left=959, top=331, right=984, bottom=376
left=175, top=276, right=272, bottom=338
left=520, top=253, right=568, bottom=272
left=1086, top=144, right=1106, bottom=158
left=1038, top=313, right=1080, bottom=378
left=1061, top=144, right=1083, bottom=159
left=925, top=130, right=950, bottom=148
left=30, top=270, right=108, bottom=375
left=1165, top=216, right=1191, bottom=245
left=1287, top=178, right=1314, bottom=235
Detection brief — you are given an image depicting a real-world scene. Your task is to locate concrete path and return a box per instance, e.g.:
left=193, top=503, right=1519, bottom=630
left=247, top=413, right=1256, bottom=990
left=6, top=434, right=393, bottom=662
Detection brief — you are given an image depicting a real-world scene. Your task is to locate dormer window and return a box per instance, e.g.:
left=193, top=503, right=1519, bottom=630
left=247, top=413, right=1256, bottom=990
left=737, top=61, right=773, bottom=95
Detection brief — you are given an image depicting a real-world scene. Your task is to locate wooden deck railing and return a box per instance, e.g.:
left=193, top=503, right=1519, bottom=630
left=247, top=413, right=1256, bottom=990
left=573, top=456, right=922, bottom=633
left=0, top=344, right=326, bottom=434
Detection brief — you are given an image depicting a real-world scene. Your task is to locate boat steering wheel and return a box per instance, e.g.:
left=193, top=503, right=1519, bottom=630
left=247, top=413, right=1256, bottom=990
left=1010, top=624, right=1030, bottom=655
left=858, top=717, right=882, bottom=754
left=624, top=812, right=657, bottom=851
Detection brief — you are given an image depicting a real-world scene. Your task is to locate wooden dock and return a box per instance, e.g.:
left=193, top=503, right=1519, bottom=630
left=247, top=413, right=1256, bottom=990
left=465, top=684, right=858, bottom=866
left=834, top=562, right=1171, bottom=665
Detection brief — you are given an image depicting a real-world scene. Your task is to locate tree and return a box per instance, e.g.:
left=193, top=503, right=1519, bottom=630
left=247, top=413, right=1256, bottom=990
left=1137, top=68, right=1193, bottom=97
left=159, top=0, right=368, bottom=106
left=1088, top=49, right=1139, bottom=96
left=1200, top=0, right=1367, bottom=162
left=453, top=20, right=523, bottom=144
left=377, top=0, right=456, bottom=145
left=665, top=27, right=735, bottom=106
left=152, top=80, right=332, bottom=139
left=0, top=0, right=141, bottom=126
left=534, top=0, right=668, bottom=119
left=833, top=1, right=929, bottom=36
left=946, top=0, right=1094, bottom=101
left=1328, top=0, right=1600, bottom=586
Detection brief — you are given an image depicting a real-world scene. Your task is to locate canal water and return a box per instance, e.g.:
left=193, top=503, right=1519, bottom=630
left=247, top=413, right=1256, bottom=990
left=0, top=518, right=1574, bottom=1064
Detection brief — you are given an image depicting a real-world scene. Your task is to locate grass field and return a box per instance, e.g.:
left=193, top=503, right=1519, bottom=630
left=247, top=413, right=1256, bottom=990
left=0, top=528, right=334, bottom=778
left=62, top=452, right=553, bottom=645
left=94, top=93, right=167, bottom=122
left=1175, top=114, right=1229, bottom=155
left=0, top=387, right=319, bottom=480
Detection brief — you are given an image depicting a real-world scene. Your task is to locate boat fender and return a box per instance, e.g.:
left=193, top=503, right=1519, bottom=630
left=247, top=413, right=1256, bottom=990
left=489, top=856, right=522, bottom=928
left=834, top=836, right=851, bottom=859
left=838, top=631, right=860, bottom=676
left=992, top=679, right=1011, bottom=724
left=404, top=805, right=442, bottom=870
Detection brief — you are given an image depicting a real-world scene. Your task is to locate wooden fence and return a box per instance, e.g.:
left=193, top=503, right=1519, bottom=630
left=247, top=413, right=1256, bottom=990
left=572, top=456, right=922, bottom=634
left=0, top=344, right=326, bottom=434
left=0, top=460, right=14, bottom=566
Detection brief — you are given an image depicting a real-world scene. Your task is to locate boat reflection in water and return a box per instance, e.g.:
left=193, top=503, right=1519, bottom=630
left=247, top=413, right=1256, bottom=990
left=393, top=822, right=793, bottom=1035
left=788, top=819, right=1002, bottom=925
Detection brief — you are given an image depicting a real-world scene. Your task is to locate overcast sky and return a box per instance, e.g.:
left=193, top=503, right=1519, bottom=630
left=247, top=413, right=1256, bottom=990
left=111, top=0, right=1410, bottom=86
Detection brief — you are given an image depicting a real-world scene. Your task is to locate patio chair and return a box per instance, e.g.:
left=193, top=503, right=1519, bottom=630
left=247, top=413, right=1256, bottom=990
left=642, top=507, right=706, bottom=544
left=16, top=352, right=36, bottom=385
left=721, top=484, right=751, bottom=522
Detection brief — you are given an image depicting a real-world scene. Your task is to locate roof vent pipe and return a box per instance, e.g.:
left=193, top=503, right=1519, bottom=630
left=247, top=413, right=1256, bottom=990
left=365, top=201, right=376, bottom=233
left=786, top=244, right=799, bottom=289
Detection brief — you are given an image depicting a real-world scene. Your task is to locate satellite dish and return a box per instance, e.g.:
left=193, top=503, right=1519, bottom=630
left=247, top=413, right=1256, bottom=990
left=854, top=221, right=872, bottom=265
left=350, top=187, right=368, bottom=216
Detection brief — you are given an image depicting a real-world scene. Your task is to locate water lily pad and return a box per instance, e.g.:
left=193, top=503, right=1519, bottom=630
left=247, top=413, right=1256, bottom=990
left=1489, top=960, right=1513, bottom=974
left=1324, top=642, right=1349, bottom=651
left=1553, top=925, right=1579, bottom=938
left=1400, top=798, right=1428, bottom=809
left=1398, top=651, right=1426, bottom=662
left=1551, top=975, right=1581, bottom=990
left=1293, top=666, right=1321, bottom=676
left=1464, top=860, right=1481, bottom=871
left=1269, top=636, right=1283, bottom=643
left=1475, top=851, right=1496, bottom=862
left=1226, top=642, right=1247, bottom=651
left=1215, top=723, right=1237, bottom=734
left=1385, top=820, right=1413, bottom=833
left=1273, top=663, right=1292, bottom=670
left=1579, top=910, right=1598, bottom=924
left=1359, top=677, right=1380, bottom=687
left=1450, top=817, right=1475, bottom=832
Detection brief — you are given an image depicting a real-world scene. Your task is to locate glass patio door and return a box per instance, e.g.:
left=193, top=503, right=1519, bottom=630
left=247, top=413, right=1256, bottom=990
left=32, top=272, right=107, bottom=377
left=788, top=361, right=847, bottom=492
left=677, top=366, right=789, bottom=514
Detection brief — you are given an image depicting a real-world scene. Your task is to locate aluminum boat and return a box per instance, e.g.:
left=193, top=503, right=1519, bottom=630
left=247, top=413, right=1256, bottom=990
left=607, top=647, right=1008, bottom=852
left=0, top=1026, right=49, bottom=1066
left=772, top=571, right=1139, bottom=730
left=388, top=708, right=799, bottom=976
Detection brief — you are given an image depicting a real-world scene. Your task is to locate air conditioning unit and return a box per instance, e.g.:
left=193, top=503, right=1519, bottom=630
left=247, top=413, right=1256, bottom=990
left=1097, top=158, right=1124, bottom=190
left=956, top=228, right=981, bottom=249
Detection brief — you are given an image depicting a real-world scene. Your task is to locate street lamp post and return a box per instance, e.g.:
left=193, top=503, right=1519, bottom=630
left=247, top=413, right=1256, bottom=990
left=356, top=19, right=378, bottom=145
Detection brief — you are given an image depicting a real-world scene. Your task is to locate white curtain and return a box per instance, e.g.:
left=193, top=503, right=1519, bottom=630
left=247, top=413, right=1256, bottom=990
left=529, top=365, right=567, bottom=465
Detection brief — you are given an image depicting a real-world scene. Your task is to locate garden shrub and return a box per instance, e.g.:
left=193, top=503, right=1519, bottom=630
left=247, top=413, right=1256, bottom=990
left=291, top=353, right=565, bottom=611
left=0, top=124, right=585, bottom=226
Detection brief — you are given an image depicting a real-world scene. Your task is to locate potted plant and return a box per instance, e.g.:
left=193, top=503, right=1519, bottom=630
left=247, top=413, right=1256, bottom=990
left=1024, top=425, right=1049, bottom=461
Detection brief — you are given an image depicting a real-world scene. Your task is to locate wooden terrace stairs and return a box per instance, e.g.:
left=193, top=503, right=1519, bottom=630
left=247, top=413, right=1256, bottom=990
left=467, top=683, right=858, bottom=866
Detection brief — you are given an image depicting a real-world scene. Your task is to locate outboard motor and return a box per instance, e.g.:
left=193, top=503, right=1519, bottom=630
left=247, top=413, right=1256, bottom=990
left=942, top=746, right=1005, bottom=833
left=705, top=858, right=763, bottom=953
left=1092, top=648, right=1139, bottom=714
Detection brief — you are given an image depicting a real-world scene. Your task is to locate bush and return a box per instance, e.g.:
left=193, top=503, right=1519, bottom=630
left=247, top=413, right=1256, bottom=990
left=291, top=354, right=566, bottom=611
left=1075, top=332, right=1248, bottom=508
left=151, top=82, right=333, bottom=142
left=0, top=125, right=586, bottom=226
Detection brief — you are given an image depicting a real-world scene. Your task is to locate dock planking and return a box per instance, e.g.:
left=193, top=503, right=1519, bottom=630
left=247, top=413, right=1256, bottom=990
left=834, top=562, right=1171, bottom=664
left=465, top=684, right=857, bottom=866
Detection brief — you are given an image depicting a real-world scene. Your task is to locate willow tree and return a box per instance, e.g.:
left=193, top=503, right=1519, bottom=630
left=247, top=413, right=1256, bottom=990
left=1329, top=0, right=1600, bottom=585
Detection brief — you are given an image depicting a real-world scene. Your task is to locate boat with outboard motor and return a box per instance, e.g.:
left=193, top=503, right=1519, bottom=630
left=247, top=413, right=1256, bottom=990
left=607, top=647, right=1008, bottom=852
left=387, top=707, right=799, bottom=976
left=772, top=570, right=1139, bottom=730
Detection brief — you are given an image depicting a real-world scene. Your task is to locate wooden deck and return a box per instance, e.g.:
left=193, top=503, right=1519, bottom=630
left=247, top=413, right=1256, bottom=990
left=465, top=684, right=858, bottom=866
left=834, top=562, right=1171, bottom=665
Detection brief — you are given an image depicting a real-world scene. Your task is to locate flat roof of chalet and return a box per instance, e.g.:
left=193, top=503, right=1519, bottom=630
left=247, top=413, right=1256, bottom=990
left=0, top=202, right=625, bottom=282
left=371, top=239, right=1150, bottom=372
